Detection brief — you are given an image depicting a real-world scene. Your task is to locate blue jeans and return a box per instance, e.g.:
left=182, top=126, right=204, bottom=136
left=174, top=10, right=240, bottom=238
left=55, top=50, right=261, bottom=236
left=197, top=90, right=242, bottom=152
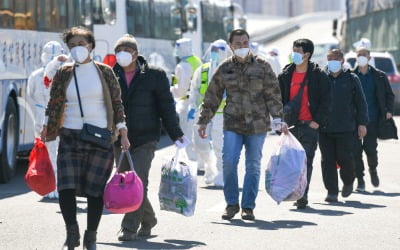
left=222, top=130, right=266, bottom=209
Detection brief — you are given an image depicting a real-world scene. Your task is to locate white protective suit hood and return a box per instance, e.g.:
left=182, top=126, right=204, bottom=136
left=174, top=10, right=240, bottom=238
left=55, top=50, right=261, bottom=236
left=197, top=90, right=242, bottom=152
left=210, top=39, right=229, bottom=65
left=202, top=39, right=230, bottom=64
left=175, top=38, right=193, bottom=59
left=353, top=37, right=371, bottom=50
left=41, top=41, right=64, bottom=65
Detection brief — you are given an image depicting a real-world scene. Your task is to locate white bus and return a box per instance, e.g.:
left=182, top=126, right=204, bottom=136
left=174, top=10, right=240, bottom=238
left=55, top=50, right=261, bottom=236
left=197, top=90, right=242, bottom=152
left=96, top=0, right=246, bottom=74
left=0, top=0, right=245, bottom=183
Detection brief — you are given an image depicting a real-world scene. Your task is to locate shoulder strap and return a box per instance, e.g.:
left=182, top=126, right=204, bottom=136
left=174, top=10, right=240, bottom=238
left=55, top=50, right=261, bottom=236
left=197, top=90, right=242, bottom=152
left=73, top=66, right=84, bottom=118
left=294, top=74, right=308, bottom=99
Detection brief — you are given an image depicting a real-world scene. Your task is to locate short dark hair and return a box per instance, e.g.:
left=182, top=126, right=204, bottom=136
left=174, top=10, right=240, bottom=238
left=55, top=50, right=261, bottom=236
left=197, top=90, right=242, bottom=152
left=293, top=38, right=314, bottom=59
left=328, top=48, right=344, bottom=59
left=62, top=26, right=96, bottom=49
left=228, top=29, right=250, bottom=44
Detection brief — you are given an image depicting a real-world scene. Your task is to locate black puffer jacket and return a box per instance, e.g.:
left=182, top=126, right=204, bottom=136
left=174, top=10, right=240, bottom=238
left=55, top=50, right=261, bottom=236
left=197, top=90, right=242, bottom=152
left=278, top=62, right=331, bottom=129
left=113, top=56, right=183, bottom=147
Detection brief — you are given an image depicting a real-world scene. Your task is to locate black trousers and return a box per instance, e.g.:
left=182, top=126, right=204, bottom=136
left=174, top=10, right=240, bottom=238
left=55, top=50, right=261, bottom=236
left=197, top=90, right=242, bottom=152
left=290, top=122, right=319, bottom=199
left=319, top=132, right=356, bottom=195
left=354, top=121, right=378, bottom=179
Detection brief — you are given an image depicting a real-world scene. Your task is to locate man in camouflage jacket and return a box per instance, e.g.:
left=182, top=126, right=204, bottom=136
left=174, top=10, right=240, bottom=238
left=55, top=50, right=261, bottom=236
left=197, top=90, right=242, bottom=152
left=198, top=29, right=283, bottom=221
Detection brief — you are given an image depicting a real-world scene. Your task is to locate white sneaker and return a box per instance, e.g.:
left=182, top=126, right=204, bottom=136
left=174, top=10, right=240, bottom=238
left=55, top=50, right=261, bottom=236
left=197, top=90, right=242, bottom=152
left=204, top=174, right=214, bottom=185
left=46, top=191, right=58, bottom=199
left=213, top=181, right=224, bottom=187
left=213, top=173, right=224, bottom=187
left=53, top=191, right=59, bottom=199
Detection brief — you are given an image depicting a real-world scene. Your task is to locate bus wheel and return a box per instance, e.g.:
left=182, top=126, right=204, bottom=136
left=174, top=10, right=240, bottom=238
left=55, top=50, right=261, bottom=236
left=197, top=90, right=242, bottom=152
left=0, top=97, right=18, bottom=183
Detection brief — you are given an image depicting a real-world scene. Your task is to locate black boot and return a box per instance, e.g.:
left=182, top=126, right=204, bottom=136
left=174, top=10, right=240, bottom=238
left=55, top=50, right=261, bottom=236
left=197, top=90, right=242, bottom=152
left=62, top=224, right=80, bottom=250
left=83, top=230, right=97, bottom=250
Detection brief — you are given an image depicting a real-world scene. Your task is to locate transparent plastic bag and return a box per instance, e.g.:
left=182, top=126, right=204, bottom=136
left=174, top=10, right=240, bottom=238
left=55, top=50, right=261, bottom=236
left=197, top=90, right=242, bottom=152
left=158, top=149, right=197, bottom=216
left=265, top=132, right=307, bottom=204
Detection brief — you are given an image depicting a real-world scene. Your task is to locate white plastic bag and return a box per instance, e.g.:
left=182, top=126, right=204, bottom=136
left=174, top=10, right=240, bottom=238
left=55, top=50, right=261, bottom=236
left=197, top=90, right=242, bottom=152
left=265, top=132, right=307, bottom=204
left=158, top=149, right=197, bottom=216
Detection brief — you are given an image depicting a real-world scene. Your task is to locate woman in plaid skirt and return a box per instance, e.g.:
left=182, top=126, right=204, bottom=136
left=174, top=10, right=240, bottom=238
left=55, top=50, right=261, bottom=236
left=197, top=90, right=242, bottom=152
left=41, top=26, right=130, bottom=250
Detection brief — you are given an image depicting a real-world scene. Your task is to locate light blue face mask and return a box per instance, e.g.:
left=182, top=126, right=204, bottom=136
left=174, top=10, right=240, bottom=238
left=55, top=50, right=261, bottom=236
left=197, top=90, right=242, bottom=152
left=210, top=51, right=218, bottom=62
left=291, top=52, right=304, bottom=65
left=327, top=60, right=342, bottom=73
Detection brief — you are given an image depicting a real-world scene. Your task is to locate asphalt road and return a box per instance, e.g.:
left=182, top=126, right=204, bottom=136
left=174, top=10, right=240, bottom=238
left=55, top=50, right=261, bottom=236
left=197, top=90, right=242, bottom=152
left=1, top=117, right=399, bottom=250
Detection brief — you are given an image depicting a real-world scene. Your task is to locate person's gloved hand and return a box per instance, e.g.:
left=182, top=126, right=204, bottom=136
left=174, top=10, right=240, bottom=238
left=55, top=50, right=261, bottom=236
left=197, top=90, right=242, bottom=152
left=271, top=118, right=288, bottom=134
left=175, top=135, right=190, bottom=149
left=187, top=108, right=195, bottom=121
left=270, top=118, right=282, bottom=131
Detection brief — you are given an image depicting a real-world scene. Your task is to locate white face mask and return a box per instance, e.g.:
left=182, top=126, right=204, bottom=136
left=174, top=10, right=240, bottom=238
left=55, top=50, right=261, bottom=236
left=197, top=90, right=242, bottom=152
left=70, top=46, right=89, bottom=63
left=357, top=56, right=369, bottom=67
left=234, top=48, right=249, bottom=59
left=116, top=51, right=133, bottom=67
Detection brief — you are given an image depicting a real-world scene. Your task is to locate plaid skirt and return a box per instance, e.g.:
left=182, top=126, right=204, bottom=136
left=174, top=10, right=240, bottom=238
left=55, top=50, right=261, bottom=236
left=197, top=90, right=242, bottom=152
left=57, top=128, right=114, bottom=197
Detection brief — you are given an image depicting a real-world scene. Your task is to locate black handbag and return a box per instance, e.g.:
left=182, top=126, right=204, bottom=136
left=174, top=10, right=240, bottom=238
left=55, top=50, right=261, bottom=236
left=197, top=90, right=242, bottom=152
left=377, top=117, right=398, bottom=140
left=73, top=67, right=112, bottom=149
left=283, top=78, right=308, bottom=127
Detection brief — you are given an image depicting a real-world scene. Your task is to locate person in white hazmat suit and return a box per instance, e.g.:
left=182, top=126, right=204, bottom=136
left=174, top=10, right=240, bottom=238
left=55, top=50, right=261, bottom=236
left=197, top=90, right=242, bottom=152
left=170, top=38, right=202, bottom=161
left=27, top=41, right=67, bottom=199
left=188, top=39, right=229, bottom=187
left=266, top=47, right=282, bottom=77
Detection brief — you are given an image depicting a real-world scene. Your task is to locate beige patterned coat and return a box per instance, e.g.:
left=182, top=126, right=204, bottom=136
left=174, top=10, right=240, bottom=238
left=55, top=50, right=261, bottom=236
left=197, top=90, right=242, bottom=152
left=45, top=61, right=125, bottom=141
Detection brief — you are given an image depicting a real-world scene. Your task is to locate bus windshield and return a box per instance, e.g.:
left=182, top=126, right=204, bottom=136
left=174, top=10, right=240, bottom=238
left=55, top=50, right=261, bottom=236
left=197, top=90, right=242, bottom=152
left=0, top=0, right=116, bottom=31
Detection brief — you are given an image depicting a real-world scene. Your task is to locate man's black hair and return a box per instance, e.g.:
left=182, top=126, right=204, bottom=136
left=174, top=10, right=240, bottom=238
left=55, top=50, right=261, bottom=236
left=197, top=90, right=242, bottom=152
left=229, top=29, right=250, bottom=44
left=293, top=38, right=314, bottom=59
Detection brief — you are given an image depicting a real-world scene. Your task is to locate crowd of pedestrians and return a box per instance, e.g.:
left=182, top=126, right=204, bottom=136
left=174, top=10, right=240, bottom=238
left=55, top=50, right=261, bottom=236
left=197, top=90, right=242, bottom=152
left=30, top=26, right=396, bottom=249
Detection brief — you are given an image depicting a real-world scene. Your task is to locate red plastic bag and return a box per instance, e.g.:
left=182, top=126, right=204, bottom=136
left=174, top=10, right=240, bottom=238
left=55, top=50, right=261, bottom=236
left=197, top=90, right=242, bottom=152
left=25, top=138, right=56, bottom=195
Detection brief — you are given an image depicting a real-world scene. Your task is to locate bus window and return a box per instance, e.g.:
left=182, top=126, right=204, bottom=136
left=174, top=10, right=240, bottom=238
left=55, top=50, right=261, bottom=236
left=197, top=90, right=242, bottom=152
left=14, top=0, right=26, bottom=30
left=154, top=0, right=176, bottom=40
left=26, top=0, right=37, bottom=30
left=81, top=0, right=92, bottom=26
left=127, top=0, right=151, bottom=38
left=48, top=0, right=60, bottom=30
left=98, top=0, right=116, bottom=25
left=201, top=2, right=227, bottom=43
left=67, top=0, right=83, bottom=27
left=92, top=0, right=104, bottom=25
left=55, top=0, right=68, bottom=29
left=0, top=0, right=14, bottom=28
left=37, top=0, right=53, bottom=31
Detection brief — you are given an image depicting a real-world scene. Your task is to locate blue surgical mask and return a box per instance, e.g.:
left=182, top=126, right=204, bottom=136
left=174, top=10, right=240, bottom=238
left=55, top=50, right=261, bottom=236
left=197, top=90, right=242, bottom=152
left=327, top=60, right=342, bottom=73
left=210, top=51, right=218, bottom=62
left=291, top=52, right=304, bottom=65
